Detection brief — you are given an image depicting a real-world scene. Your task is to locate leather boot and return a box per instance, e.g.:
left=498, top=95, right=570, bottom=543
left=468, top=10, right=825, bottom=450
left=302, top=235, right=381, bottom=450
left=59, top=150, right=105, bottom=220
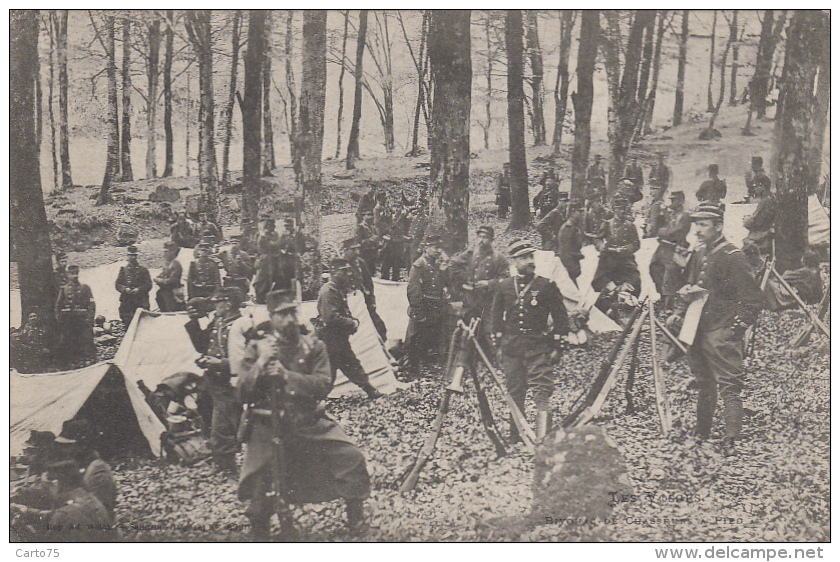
left=362, top=383, right=384, bottom=400
left=346, top=498, right=370, bottom=537
left=245, top=513, right=270, bottom=541
left=508, top=417, right=522, bottom=444
left=536, top=410, right=551, bottom=442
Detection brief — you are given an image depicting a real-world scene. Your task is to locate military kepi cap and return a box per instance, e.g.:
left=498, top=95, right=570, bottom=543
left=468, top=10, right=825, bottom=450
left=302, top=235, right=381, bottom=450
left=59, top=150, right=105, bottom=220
left=691, top=202, right=725, bottom=221
left=266, top=289, right=298, bottom=313
left=508, top=239, right=536, bottom=258
left=669, top=191, right=685, bottom=202
left=330, top=257, right=353, bottom=271
left=127, top=245, right=139, bottom=255
left=423, top=233, right=443, bottom=247
left=477, top=225, right=495, bottom=239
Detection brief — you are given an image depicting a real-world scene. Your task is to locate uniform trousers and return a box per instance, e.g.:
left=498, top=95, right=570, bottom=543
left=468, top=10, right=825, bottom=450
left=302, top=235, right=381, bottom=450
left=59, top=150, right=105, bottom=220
left=501, top=336, right=556, bottom=411
left=204, top=377, right=241, bottom=463
left=324, top=336, right=371, bottom=388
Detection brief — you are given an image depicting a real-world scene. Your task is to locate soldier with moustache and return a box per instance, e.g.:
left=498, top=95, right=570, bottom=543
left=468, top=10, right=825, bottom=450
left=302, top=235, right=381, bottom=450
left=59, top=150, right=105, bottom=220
left=591, top=196, right=642, bottom=300
left=114, top=245, right=152, bottom=327
left=184, top=286, right=245, bottom=473
left=187, top=240, right=222, bottom=300
left=492, top=239, right=570, bottom=441
left=667, top=202, right=763, bottom=455
left=233, top=290, right=372, bottom=540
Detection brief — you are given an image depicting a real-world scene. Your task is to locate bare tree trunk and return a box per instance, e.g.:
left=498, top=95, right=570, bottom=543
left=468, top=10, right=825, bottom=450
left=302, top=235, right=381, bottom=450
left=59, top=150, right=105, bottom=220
left=728, top=10, right=739, bottom=106
left=773, top=10, right=828, bottom=273
left=637, top=13, right=655, bottom=112
left=185, top=70, right=191, bottom=177
left=146, top=16, right=160, bottom=179
left=506, top=10, right=530, bottom=228
left=99, top=13, right=119, bottom=205
left=221, top=10, right=241, bottom=187
left=752, top=10, right=775, bottom=121
left=706, top=10, right=717, bottom=112
left=524, top=10, right=546, bottom=146
left=120, top=17, right=133, bottom=182
left=427, top=9, right=472, bottom=252
left=11, top=9, right=56, bottom=323
left=552, top=9, right=574, bottom=154
left=334, top=10, right=349, bottom=159
left=242, top=10, right=265, bottom=232
left=811, top=31, right=829, bottom=185
left=262, top=23, right=275, bottom=175
left=643, top=11, right=667, bottom=135
left=570, top=10, right=598, bottom=201
left=346, top=9, right=368, bottom=169
left=57, top=9, right=72, bottom=188
left=285, top=10, right=299, bottom=163
left=46, top=12, right=59, bottom=192
left=482, top=15, right=493, bottom=151
left=185, top=10, right=219, bottom=221
left=672, top=9, right=689, bottom=127
left=705, top=18, right=733, bottom=133
left=408, top=11, right=429, bottom=155
left=162, top=10, right=174, bottom=177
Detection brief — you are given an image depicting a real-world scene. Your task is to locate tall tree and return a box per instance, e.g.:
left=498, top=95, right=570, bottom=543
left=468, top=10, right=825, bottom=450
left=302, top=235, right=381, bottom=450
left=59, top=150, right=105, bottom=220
left=524, top=10, right=546, bottom=146
left=184, top=10, right=219, bottom=221
left=11, top=10, right=55, bottom=323
left=506, top=10, right=530, bottom=228
left=551, top=9, right=575, bottom=154
left=672, top=9, right=689, bottom=127
left=242, top=10, right=265, bottom=233
left=56, top=9, right=72, bottom=188
left=772, top=11, right=829, bottom=273
left=642, top=11, right=667, bottom=135
left=284, top=10, right=299, bottom=162
left=398, top=10, right=431, bottom=155
left=427, top=9, right=472, bottom=252
left=728, top=10, right=740, bottom=106
left=570, top=10, right=598, bottom=200
left=120, top=16, right=134, bottom=182
left=706, top=10, right=717, bottom=112
left=700, top=11, right=734, bottom=137
left=45, top=12, right=59, bottom=192
left=480, top=12, right=497, bottom=151
left=262, top=11, right=276, bottom=176
left=753, top=10, right=786, bottom=121
left=162, top=10, right=174, bottom=177
left=145, top=15, right=161, bottom=179
left=221, top=10, right=241, bottom=187
left=99, top=12, right=119, bottom=205
left=346, top=9, right=368, bottom=169
left=334, top=10, right=350, bottom=159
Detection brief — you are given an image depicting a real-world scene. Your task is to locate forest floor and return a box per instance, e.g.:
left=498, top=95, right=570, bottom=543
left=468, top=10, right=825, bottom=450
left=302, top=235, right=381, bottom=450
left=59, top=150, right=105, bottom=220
left=13, top=103, right=831, bottom=542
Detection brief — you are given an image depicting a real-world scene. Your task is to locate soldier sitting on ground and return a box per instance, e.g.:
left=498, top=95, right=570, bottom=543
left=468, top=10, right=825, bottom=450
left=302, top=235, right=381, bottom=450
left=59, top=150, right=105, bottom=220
left=592, top=197, right=642, bottom=317
left=764, top=249, right=824, bottom=311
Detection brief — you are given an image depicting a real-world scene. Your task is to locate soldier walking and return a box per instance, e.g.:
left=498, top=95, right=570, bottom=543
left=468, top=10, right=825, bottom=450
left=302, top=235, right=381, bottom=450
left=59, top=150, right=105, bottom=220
left=668, top=203, right=764, bottom=454
left=253, top=217, right=286, bottom=304
left=155, top=241, right=185, bottom=312
left=54, top=264, right=97, bottom=365
left=492, top=239, right=570, bottom=441
left=343, top=239, right=388, bottom=341
left=235, top=290, right=372, bottom=540
left=114, top=245, right=152, bottom=327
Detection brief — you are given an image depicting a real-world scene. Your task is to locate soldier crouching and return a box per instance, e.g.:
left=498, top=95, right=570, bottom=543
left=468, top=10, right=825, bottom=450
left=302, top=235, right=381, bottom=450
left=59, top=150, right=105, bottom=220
left=234, top=290, right=371, bottom=540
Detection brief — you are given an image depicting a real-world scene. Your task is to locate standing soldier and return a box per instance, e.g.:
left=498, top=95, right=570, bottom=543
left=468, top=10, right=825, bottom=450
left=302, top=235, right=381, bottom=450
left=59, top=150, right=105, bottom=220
left=355, top=185, right=378, bottom=224
left=220, top=235, right=255, bottom=296
left=697, top=163, right=728, bottom=203
left=496, top=162, right=512, bottom=219
left=649, top=191, right=691, bottom=304
left=533, top=176, right=561, bottom=219
left=343, top=239, right=388, bottom=341
left=643, top=179, right=669, bottom=238
left=278, top=218, right=299, bottom=290
left=745, top=156, right=771, bottom=202
left=492, top=239, right=569, bottom=441
left=624, top=157, right=645, bottom=192
left=155, top=241, right=185, bottom=312
left=253, top=217, right=284, bottom=303
left=650, top=152, right=671, bottom=193
left=407, top=202, right=429, bottom=267
left=536, top=193, right=569, bottom=251
left=170, top=212, right=198, bottom=249
left=668, top=203, right=764, bottom=454
left=114, top=245, right=152, bottom=328
left=743, top=179, right=776, bottom=259
left=315, top=259, right=383, bottom=399
left=51, top=250, right=68, bottom=297
left=592, top=197, right=642, bottom=312
left=586, top=154, right=607, bottom=204
left=355, top=210, right=380, bottom=273
left=55, top=265, right=97, bottom=365
left=379, top=205, right=410, bottom=281
left=558, top=200, right=586, bottom=286
left=404, top=234, right=451, bottom=378
left=184, top=286, right=245, bottom=473
left=187, top=241, right=222, bottom=300
left=235, top=290, right=372, bottom=540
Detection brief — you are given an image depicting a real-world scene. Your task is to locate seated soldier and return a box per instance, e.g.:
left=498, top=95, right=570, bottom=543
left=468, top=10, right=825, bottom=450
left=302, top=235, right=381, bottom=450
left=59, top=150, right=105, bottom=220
left=592, top=197, right=642, bottom=316
left=764, top=250, right=824, bottom=311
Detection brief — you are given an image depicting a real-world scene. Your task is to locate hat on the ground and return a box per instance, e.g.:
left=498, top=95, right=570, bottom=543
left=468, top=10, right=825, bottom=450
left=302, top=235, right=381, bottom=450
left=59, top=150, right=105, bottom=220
left=330, top=257, right=353, bottom=272
left=127, top=245, right=139, bottom=255
left=266, top=289, right=298, bottom=313
left=691, top=202, right=725, bottom=221
left=508, top=239, right=536, bottom=259
left=477, top=225, right=495, bottom=239
left=669, top=191, right=685, bottom=202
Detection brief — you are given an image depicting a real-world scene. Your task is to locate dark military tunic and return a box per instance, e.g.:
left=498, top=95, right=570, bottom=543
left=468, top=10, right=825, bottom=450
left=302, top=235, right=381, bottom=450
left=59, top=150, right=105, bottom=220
left=533, top=185, right=560, bottom=219
left=185, top=311, right=242, bottom=463
left=115, top=262, right=152, bottom=327
left=253, top=231, right=289, bottom=303
left=536, top=203, right=567, bottom=251
left=220, top=248, right=254, bottom=295
left=650, top=162, right=671, bottom=190
left=747, top=168, right=771, bottom=201
left=624, top=162, right=645, bottom=190
left=380, top=210, right=410, bottom=281
left=405, top=254, right=451, bottom=371
left=355, top=220, right=379, bottom=273
left=187, top=257, right=222, bottom=300
left=644, top=198, right=668, bottom=239
left=451, top=246, right=509, bottom=347
left=237, top=331, right=370, bottom=514
left=171, top=221, right=197, bottom=249
left=155, top=258, right=184, bottom=312
left=316, top=281, right=370, bottom=389
left=349, top=255, right=388, bottom=340
left=492, top=274, right=569, bottom=411
left=407, top=212, right=428, bottom=266
left=496, top=170, right=511, bottom=219
left=558, top=215, right=585, bottom=284
left=649, top=207, right=691, bottom=298
left=54, top=281, right=96, bottom=363
left=586, top=164, right=607, bottom=203
left=592, top=217, right=642, bottom=296
left=46, top=487, right=116, bottom=542
left=743, top=194, right=776, bottom=254
left=677, top=236, right=763, bottom=440
left=697, top=177, right=728, bottom=203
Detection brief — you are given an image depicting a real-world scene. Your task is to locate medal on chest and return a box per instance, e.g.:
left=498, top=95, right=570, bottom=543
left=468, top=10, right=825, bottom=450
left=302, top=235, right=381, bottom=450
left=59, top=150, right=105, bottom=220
left=531, top=296, right=538, bottom=307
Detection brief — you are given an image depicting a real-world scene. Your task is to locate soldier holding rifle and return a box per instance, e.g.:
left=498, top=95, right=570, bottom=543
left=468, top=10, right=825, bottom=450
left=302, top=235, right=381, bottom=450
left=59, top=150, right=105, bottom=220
left=235, top=290, right=371, bottom=540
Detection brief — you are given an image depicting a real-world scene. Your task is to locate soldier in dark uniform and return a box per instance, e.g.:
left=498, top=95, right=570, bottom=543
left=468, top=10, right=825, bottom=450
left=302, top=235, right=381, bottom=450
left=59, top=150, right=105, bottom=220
left=586, top=154, right=607, bottom=203
left=533, top=176, right=561, bottom=219
left=54, top=265, right=96, bottom=365
left=583, top=199, right=609, bottom=246
left=745, top=156, right=771, bottom=202
left=185, top=286, right=245, bottom=472
left=407, top=203, right=429, bottom=267
left=615, top=177, right=643, bottom=206
left=492, top=239, right=569, bottom=441
left=114, top=245, right=152, bottom=327
left=355, top=210, right=380, bottom=273
left=404, top=233, right=452, bottom=378
left=650, top=152, right=671, bottom=192
left=196, top=212, right=222, bottom=246
left=170, top=212, right=198, bottom=249
left=253, top=217, right=284, bottom=304
left=155, top=241, right=185, bottom=312
left=355, top=185, right=378, bottom=224
left=220, top=235, right=255, bottom=296
left=316, top=259, right=383, bottom=399
left=558, top=200, right=586, bottom=286
left=644, top=179, right=669, bottom=238
left=624, top=157, right=645, bottom=192
left=592, top=197, right=642, bottom=299
left=278, top=218, right=300, bottom=289
left=668, top=203, right=764, bottom=454
left=51, top=250, right=68, bottom=297
left=343, top=239, right=388, bottom=341
left=650, top=191, right=691, bottom=305
left=379, top=205, right=410, bottom=281
left=536, top=192, right=569, bottom=251
left=235, top=290, right=372, bottom=539
left=496, top=163, right=512, bottom=219
left=697, top=163, right=728, bottom=203
left=187, top=241, right=222, bottom=300
left=450, top=225, right=509, bottom=349
left=743, top=180, right=776, bottom=258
